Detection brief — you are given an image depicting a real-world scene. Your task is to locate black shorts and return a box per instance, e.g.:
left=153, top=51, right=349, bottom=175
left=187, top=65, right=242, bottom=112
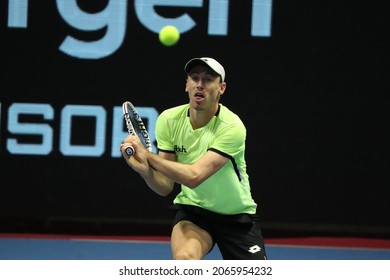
left=171, top=204, right=268, bottom=260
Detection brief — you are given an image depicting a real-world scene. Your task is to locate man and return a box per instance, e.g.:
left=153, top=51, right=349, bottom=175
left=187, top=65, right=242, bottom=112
left=120, top=57, right=267, bottom=260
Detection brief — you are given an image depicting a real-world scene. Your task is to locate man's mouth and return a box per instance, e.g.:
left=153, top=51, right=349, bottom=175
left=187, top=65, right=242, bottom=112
left=194, top=92, right=204, bottom=101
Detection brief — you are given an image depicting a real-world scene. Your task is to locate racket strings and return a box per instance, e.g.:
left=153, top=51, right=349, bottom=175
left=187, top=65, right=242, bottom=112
left=124, top=114, right=136, bottom=136
left=123, top=101, right=152, bottom=152
left=129, top=112, right=152, bottom=150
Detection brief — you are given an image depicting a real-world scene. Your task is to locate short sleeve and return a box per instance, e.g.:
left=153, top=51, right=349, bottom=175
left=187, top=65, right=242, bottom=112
left=155, top=111, right=174, bottom=152
left=211, top=122, right=246, bottom=157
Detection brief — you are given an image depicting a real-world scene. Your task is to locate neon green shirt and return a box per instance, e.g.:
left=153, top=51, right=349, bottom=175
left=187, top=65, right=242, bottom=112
left=155, top=103, right=257, bottom=215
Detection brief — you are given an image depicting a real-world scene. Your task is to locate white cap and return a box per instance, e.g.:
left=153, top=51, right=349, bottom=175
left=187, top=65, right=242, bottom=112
left=184, top=57, right=225, bottom=82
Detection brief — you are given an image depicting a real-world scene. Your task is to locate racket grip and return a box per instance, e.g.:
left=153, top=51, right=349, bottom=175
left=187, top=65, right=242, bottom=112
left=124, top=146, right=135, bottom=156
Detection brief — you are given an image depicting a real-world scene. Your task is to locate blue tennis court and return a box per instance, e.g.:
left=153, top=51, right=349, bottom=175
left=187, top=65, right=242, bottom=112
left=1, top=234, right=389, bottom=260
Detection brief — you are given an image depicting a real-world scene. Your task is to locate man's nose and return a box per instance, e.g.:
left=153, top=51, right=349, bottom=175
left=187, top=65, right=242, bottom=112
left=195, top=77, right=205, bottom=86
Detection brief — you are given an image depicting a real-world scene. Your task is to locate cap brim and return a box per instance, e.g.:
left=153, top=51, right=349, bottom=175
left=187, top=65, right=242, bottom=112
left=184, top=57, right=225, bottom=82
left=184, top=58, right=210, bottom=75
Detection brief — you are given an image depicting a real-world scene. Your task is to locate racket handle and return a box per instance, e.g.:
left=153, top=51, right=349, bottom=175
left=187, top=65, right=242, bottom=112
left=124, top=146, right=135, bottom=156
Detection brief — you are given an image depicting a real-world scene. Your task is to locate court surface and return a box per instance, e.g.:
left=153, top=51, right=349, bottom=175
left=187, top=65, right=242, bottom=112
left=1, top=233, right=389, bottom=260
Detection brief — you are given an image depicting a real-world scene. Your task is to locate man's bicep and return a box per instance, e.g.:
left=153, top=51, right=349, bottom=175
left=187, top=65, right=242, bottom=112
left=196, top=150, right=229, bottom=175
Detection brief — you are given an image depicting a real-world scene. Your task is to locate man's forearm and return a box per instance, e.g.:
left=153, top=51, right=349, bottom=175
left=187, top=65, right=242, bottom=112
left=140, top=166, right=174, bottom=196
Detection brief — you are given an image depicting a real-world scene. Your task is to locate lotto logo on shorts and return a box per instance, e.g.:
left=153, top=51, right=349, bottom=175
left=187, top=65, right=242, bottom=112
left=248, top=245, right=262, bottom=254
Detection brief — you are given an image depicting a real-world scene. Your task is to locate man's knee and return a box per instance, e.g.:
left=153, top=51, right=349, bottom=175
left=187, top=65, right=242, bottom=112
left=172, top=249, right=199, bottom=260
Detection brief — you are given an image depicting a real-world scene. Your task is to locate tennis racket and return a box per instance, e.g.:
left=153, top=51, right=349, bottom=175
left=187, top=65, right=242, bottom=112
left=122, top=101, right=152, bottom=156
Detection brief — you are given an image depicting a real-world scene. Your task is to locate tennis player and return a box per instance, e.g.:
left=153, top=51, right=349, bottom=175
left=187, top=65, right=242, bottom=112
left=120, top=57, right=267, bottom=260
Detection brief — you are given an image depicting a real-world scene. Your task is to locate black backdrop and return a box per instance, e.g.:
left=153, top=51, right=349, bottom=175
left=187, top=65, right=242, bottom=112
left=1, top=1, right=388, bottom=238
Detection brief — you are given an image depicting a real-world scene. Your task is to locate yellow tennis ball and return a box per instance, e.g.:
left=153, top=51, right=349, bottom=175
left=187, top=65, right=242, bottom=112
left=159, top=25, right=180, bottom=47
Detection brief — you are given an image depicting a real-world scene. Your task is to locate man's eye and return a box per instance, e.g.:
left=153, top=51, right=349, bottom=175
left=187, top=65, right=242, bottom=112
left=191, top=76, right=200, bottom=82
left=190, top=74, right=214, bottom=83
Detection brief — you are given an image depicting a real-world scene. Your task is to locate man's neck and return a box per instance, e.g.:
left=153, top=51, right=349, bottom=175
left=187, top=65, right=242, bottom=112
left=189, top=104, right=219, bottom=129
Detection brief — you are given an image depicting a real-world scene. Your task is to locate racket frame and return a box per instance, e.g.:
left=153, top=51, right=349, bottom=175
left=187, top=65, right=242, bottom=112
left=122, top=101, right=152, bottom=156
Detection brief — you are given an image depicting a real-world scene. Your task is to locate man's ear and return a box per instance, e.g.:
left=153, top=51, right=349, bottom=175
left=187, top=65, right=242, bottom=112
left=184, top=77, right=189, bottom=92
left=219, top=82, right=227, bottom=95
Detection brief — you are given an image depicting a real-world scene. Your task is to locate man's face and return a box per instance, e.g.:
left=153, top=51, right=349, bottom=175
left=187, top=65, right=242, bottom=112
left=185, top=65, right=226, bottom=111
